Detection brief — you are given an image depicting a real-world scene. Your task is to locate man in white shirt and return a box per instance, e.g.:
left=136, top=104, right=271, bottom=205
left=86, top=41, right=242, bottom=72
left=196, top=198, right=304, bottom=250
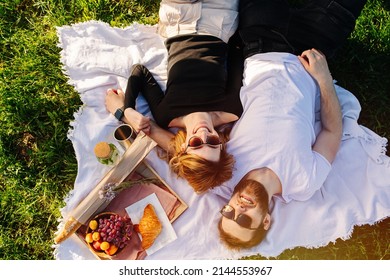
left=218, top=0, right=367, bottom=250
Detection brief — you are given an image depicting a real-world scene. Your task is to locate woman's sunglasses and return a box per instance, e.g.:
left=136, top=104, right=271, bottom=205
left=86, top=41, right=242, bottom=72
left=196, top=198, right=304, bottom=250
left=220, top=205, right=258, bottom=230
left=185, top=135, right=222, bottom=151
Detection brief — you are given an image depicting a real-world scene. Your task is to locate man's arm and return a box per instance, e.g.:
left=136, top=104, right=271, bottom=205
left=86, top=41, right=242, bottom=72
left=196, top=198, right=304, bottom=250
left=298, top=49, right=342, bottom=163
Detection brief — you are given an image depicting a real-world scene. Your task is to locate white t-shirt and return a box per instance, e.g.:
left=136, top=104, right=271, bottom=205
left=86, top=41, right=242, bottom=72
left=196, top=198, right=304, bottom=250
left=225, top=52, right=331, bottom=203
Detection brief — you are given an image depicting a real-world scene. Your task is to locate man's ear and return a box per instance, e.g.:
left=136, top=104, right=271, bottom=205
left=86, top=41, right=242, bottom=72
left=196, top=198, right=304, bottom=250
left=263, top=213, right=271, bottom=231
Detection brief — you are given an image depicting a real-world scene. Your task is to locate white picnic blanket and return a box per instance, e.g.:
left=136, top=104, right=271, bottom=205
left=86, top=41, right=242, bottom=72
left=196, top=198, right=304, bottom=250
left=53, top=21, right=390, bottom=260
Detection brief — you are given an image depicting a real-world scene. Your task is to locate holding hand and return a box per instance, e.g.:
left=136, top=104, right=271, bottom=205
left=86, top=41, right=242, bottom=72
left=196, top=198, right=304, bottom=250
left=124, top=107, right=151, bottom=135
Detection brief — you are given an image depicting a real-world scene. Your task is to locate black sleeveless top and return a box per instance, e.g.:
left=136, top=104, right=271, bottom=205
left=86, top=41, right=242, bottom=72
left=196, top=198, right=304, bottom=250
left=125, top=34, right=243, bottom=129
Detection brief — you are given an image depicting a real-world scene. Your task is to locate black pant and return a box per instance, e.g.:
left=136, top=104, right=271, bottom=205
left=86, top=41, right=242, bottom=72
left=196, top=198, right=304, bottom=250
left=124, top=64, right=164, bottom=118
left=239, top=0, right=367, bottom=58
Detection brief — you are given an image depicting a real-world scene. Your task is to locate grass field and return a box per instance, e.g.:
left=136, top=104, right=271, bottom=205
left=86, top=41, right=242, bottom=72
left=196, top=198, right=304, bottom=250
left=0, top=0, right=389, bottom=260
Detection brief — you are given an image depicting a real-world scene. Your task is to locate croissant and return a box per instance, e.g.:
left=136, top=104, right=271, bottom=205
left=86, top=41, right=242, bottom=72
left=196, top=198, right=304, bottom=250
left=135, top=204, right=162, bottom=250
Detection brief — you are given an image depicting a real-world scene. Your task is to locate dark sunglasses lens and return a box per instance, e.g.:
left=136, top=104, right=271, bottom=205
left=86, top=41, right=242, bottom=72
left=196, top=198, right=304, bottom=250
left=236, top=214, right=253, bottom=229
left=188, top=136, right=203, bottom=147
left=207, top=135, right=220, bottom=145
left=221, top=205, right=234, bottom=219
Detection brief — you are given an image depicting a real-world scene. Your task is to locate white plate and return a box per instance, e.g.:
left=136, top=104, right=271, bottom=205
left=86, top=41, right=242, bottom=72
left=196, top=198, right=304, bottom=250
left=125, top=193, right=177, bottom=256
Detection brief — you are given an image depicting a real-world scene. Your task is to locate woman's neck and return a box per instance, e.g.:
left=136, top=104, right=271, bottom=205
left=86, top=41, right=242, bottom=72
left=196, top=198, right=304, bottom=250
left=209, top=111, right=239, bottom=127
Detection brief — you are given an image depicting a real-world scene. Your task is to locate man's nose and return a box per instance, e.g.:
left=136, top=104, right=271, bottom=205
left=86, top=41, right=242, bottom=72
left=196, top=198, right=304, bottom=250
left=235, top=202, right=246, bottom=212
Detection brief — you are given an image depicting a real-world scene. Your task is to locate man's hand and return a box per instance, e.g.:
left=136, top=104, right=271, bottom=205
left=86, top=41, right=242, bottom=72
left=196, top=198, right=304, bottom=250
left=298, top=48, right=333, bottom=87
left=299, top=48, right=342, bottom=164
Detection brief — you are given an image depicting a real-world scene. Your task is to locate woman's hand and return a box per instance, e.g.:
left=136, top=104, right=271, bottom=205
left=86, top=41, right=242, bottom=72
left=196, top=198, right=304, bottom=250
left=124, top=107, right=151, bottom=135
left=105, top=88, right=125, bottom=115
left=105, top=88, right=151, bottom=135
left=298, top=48, right=333, bottom=86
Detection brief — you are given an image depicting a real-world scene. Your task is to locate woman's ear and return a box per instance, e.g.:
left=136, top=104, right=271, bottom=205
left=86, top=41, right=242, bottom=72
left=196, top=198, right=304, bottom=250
left=263, top=213, right=271, bottom=231
left=181, top=143, right=186, bottom=152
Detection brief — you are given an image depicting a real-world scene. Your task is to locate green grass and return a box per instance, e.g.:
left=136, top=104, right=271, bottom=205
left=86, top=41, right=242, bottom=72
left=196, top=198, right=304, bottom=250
left=0, top=0, right=389, bottom=260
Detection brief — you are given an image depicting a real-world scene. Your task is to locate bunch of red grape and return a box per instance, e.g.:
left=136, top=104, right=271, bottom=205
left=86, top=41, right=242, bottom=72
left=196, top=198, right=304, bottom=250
left=96, top=214, right=133, bottom=249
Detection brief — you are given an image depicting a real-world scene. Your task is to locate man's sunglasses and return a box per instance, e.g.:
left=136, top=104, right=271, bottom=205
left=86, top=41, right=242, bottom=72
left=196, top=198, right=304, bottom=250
left=220, top=205, right=258, bottom=230
left=185, top=135, right=222, bottom=151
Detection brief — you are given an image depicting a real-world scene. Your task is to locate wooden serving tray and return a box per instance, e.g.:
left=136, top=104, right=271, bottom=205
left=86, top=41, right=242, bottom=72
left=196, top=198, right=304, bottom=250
left=74, top=134, right=187, bottom=260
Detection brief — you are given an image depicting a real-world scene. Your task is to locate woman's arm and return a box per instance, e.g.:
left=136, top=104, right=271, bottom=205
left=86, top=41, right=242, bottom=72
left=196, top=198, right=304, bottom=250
left=298, top=49, right=342, bottom=164
left=148, top=121, right=175, bottom=152
left=121, top=64, right=174, bottom=149
left=122, top=108, right=174, bottom=152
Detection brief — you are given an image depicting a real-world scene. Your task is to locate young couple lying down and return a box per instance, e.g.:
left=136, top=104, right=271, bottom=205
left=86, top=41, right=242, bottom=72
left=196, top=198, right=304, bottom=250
left=104, top=0, right=368, bottom=250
